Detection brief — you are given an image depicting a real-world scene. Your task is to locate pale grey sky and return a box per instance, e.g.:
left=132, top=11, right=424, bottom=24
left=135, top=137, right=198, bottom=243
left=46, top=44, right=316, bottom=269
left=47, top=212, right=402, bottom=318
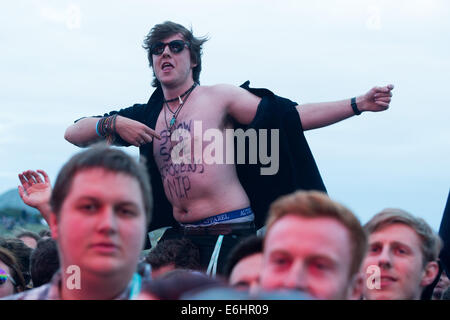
left=1, top=0, right=449, bottom=230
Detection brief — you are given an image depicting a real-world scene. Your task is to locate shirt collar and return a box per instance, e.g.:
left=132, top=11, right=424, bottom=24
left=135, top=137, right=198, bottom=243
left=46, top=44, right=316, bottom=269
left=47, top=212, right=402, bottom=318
left=46, top=269, right=148, bottom=300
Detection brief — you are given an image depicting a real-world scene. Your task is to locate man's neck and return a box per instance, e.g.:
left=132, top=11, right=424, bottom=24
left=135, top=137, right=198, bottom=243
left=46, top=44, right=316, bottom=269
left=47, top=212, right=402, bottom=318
left=161, top=80, right=196, bottom=102
left=60, top=269, right=132, bottom=300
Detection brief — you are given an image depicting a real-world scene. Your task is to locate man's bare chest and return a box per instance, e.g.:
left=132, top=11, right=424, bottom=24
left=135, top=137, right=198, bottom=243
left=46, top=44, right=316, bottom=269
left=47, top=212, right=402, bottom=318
left=153, top=99, right=230, bottom=165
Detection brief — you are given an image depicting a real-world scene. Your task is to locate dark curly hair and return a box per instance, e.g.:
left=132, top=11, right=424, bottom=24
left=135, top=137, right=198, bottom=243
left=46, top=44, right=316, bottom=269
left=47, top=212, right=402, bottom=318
left=145, top=238, right=200, bottom=271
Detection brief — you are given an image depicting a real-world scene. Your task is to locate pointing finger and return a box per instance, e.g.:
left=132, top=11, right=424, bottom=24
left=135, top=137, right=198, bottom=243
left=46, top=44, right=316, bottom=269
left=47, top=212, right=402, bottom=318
left=145, top=127, right=161, bottom=140
left=141, top=133, right=154, bottom=144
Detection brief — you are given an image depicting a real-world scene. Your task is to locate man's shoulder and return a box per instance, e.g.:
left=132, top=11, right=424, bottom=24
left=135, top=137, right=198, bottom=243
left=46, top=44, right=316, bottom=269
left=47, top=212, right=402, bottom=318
left=2, top=284, right=52, bottom=300
left=201, top=83, right=249, bottom=96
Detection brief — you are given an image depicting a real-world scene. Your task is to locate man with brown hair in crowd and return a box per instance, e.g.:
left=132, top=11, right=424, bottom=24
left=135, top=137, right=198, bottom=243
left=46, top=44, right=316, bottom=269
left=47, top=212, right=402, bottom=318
left=259, top=190, right=367, bottom=299
left=362, top=208, right=441, bottom=300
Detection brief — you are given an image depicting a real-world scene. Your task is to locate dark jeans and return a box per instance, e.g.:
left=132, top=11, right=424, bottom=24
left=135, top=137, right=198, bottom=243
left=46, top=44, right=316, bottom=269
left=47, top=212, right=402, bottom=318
left=159, top=222, right=256, bottom=275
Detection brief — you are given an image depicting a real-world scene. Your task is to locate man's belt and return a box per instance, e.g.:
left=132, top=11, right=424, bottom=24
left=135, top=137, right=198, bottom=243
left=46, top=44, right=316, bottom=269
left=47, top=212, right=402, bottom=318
left=178, top=221, right=256, bottom=236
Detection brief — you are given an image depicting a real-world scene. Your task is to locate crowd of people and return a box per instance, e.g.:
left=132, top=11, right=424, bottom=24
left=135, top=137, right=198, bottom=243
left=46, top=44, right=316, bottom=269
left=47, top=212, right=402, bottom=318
left=0, top=21, right=448, bottom=300
left=0, top=145, right=447, bottom=300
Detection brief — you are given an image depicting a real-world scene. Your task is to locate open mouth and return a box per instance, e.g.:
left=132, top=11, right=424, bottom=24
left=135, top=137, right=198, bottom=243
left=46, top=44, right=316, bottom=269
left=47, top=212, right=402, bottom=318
left=161, top=62, right=174, bottom=71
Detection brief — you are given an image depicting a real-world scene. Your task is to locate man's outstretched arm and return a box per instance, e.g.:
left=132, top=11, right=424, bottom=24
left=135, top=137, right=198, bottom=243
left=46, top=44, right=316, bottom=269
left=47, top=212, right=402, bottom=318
left=297, top=84, right=394, bottom=130
left=65, top=116, right=161, bottom=147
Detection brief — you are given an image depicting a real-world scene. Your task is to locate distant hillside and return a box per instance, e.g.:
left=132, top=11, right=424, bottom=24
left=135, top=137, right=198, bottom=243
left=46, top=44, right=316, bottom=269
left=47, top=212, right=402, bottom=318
left=0, top=188, right=40, bottom=215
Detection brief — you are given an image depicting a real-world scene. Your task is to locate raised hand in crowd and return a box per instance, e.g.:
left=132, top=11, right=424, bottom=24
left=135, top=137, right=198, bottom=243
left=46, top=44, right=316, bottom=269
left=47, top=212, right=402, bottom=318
left=18, top=170, right=52, bottom=224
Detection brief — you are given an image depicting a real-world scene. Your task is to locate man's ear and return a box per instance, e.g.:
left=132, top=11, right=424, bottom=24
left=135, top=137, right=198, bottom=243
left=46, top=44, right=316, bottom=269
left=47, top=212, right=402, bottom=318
left=421, top=261, right=439, bottom=287
left=347, top=273, right=364, bottom=300
left=191, top=57, right=198, bottom=69
left=49, top=212, right=59, bottom=241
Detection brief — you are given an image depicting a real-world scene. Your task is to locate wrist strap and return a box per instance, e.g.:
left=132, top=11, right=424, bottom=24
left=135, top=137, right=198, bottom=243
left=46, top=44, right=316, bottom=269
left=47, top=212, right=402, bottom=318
left=95, top=119, right=103, bottom=137
left=351, top=97, right=361, bottom=115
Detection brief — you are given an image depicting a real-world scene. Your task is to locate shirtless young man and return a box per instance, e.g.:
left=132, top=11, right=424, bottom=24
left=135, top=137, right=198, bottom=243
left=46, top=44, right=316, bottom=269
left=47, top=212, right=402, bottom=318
left=60, top=21, right=393, bottom=273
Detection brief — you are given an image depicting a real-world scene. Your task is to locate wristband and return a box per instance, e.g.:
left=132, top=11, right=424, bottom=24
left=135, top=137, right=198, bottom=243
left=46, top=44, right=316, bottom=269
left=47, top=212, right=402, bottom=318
left=351, top=97, right=361, bottom=115
left=95, top=119, right=103, bottom=137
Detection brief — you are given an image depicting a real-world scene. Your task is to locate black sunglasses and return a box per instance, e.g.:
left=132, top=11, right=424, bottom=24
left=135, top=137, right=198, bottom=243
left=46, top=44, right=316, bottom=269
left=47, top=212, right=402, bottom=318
left=150, top=40, right=189, bottom=56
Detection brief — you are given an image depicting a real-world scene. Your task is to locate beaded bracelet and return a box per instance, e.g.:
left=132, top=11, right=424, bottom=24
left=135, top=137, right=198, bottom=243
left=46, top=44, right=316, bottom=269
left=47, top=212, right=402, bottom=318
left=96, top=115, right=118, bottom=144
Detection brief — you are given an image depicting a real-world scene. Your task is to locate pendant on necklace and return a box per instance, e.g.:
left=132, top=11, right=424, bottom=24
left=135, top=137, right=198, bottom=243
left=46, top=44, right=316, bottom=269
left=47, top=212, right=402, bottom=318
left=170, top=116, right=176, bottom=127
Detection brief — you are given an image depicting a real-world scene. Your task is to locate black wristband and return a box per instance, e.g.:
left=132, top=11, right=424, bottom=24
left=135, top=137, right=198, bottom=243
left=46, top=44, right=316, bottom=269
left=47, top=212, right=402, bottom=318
left=351, top=97, right=361, bottom=115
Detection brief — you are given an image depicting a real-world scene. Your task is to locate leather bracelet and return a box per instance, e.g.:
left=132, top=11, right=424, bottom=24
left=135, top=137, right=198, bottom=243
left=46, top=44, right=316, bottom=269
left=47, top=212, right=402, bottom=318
left=351, top=97, right=361, bottom=115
